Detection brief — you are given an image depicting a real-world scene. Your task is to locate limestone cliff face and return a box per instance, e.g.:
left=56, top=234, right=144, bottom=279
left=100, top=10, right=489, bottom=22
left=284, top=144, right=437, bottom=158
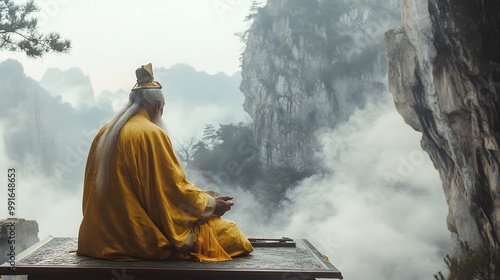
left=240, top=0, right=400, bottom=171
left=386, top=0, right=500, bottom=254
left=0, top=59, right=56, bottom=174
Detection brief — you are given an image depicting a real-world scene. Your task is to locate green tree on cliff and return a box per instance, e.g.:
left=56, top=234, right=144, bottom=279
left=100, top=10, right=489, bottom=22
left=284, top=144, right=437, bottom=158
left=0, top=0, right=71, bottom=58
left=191, top=123, right=260, bottom=185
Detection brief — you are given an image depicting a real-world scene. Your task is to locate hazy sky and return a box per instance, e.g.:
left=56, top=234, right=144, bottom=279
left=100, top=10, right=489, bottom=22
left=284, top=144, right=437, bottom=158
left=0, top=0, right=252, bottom=93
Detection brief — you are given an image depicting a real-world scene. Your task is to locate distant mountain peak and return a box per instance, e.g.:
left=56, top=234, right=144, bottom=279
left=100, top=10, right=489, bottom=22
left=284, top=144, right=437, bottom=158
left=40, top=66, right=95, bottom=108
left=0, top=59, right=25, bottom=79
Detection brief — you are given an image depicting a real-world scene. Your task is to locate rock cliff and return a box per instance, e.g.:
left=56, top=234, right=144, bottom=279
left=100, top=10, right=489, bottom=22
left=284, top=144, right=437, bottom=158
left=240, top=0, right=400, bottom=171
left=386, top=0, right=500, bottom=254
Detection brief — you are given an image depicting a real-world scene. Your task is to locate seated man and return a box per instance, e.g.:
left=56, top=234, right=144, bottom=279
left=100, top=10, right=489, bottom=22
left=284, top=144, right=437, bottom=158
left=77, top=63, right=253, bottom=262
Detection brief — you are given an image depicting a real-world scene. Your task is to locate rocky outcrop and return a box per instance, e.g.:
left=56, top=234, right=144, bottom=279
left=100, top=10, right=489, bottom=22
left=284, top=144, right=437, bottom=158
left=240, top=0, right=400, bottom=171
left=386, top=0, right=500, bottom=254
left=0, top=219, right=39, bottom=264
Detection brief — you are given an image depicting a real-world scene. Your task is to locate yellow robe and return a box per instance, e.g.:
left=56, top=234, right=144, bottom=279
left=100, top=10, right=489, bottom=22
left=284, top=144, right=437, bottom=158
left=77, top=108, right=253, bottom=261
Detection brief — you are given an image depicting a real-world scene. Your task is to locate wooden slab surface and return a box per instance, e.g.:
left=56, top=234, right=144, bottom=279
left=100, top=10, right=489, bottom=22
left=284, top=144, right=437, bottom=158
left=0, top=236, right=343, bottom=280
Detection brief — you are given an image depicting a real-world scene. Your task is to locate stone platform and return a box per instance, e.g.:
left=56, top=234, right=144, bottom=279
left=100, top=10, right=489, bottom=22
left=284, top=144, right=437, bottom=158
left=0, top=236, right=343, bottom=279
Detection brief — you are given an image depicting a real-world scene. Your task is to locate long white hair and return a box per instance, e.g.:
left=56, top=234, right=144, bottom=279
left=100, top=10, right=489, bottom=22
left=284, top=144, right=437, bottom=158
left=95, top=88, right=165, bottom=196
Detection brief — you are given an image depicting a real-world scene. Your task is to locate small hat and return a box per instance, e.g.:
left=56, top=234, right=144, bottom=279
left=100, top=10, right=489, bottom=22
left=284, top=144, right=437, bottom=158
left=131, top=63, right=162, bottom=91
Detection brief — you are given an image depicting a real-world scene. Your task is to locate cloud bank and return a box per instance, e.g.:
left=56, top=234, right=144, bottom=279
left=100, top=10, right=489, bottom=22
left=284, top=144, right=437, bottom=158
left=210, top=93, right=450, bottom=280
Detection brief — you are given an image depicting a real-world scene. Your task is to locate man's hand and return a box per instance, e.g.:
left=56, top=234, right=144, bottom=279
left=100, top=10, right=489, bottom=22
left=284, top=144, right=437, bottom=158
left=213, top=196, right=234, bottom=217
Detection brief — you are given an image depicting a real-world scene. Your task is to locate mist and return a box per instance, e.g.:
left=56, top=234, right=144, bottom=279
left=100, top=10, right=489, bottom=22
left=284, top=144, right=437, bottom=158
left=276, top=93, right=450, bottom=279
left=186, top=92, right=450, bottom=280
left=0, top=121, right=83, bottom=238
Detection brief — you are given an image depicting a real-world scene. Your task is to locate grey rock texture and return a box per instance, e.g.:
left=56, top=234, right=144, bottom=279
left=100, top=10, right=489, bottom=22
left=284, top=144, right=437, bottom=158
left=0, top=219, right=39, bottom=264
left=240, top=0, right=400, bottom=171
left=386, top=0, right=500, bottom=255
